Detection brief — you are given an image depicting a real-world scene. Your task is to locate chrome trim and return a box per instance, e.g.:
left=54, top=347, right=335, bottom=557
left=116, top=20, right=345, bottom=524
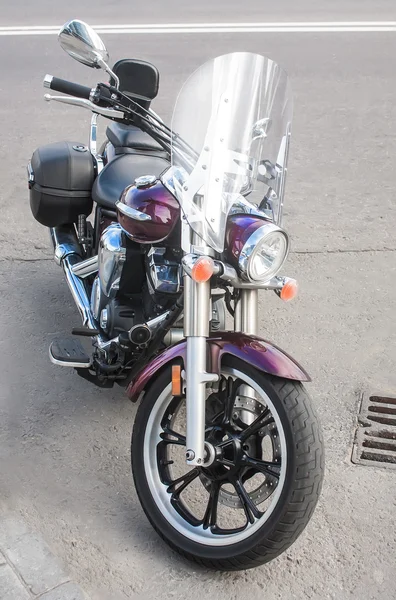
left=71, top=255, right=98, bottom=278
left=44, top=93, right=124, bottom=119
left=58, top=19, right=109, bottom=68
left=90, top=276, right=101, bottom=321
left=229, top=195, right=270, bottom=219
left=127, top=311, right=170, bottom=342
left=148, top=247, right=181, bottom=294
left=63, top=255, right=99, bottom=331
left=234, top=296, right=242, bottom=331
left=100, top=308, right=108, bottom=331
left=89, top=112, right=98, bottom=155
left=115, top=200, right=152, bottom=222
left=95, top=56, right=120, bottom=89
left=184, top=254, right=291, bottom=291
left=135, top=175, right=157, bottom=188
left=128, top=324, right=151, bottom=346
left=274, top=276, right=298, bottom=298
left=50, top=227, right=82, bottom=266
left=49, top=349, right=92, bottom=369
left=144, top=312, right=170, bottom=331
left=27, top=162, right=34, bottom=184
left=183, top=274, right=210, bottom=338
left=43, top=74, right=53, bottom=89
left=235, top=289, right=258, bottom=335
left=95, top=311, right=172, bottom=352
left=181, top=253, right=197, bottom=277
left=50, top=226, right=103, bottom=337
left=163, top=328, right=184, bottom=346
left=98, top=223, right=126, bottom=298
left=89, top=113, right=104, bottom=174
left=185, top=336, right=218, bottom=467
left=184, top=271, right=218, bottom=467
left=203, top=441, right=216, bottom=467
left=95, top=335, right=119, bottom=352
left=238, top=222, right=289, bottom=284
left=191, top=231, right=215, bottom=257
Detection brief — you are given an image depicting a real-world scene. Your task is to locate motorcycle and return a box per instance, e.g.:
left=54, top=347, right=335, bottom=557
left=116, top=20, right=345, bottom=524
left=28, top=20, right=324, bottom=569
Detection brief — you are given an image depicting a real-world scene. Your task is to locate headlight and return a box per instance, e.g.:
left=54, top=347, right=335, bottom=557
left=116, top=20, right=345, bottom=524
left=239, top=222, right=289, bottom=283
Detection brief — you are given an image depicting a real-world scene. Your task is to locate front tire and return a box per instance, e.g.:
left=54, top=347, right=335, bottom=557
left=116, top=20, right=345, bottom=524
left=131, top=357, right=324, bottom=570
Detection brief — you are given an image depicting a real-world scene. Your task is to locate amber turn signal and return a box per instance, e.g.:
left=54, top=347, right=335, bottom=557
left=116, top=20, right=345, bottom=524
left=191, top=256, right=215, bottom=283
left=172, top=365, right=182, bottom=396
left=280, top=278, right=298, bottom=302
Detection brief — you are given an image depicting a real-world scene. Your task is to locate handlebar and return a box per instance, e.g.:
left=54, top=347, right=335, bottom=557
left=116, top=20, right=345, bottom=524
left=41, top=75, right=174, bottom=153
left=44, top=74, right=92, bottom=100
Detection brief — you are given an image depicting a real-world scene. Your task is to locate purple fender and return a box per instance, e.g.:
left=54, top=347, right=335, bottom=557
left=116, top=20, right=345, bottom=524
left=126, top=331, right=310, bottom=401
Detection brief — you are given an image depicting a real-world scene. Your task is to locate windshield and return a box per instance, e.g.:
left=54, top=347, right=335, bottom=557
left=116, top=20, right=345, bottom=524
left=167, top=52, right=293, bottom=252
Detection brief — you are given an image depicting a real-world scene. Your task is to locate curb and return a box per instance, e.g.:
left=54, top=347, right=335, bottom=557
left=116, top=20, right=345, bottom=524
left=0, top=514, right=89, bottom=600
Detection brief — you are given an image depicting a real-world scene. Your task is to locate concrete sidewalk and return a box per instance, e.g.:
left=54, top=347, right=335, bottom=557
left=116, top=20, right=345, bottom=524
left=0, top=513, right=88, bottom=600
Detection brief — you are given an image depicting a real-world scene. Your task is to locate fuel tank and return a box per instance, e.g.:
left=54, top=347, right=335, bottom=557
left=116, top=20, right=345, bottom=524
left=116, top=175, right=180, bottom=244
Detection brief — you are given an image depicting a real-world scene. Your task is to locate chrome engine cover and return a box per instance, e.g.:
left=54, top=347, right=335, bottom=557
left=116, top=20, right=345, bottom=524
left=91, top=223, right=126, bottom=321
left=147, top=247, right=181, bottom=295
left=98, top=223, right=126, bottom=298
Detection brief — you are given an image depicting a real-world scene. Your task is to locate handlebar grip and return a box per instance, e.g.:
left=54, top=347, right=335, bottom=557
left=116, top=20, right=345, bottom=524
left=43, top=74, right=92, bottom=100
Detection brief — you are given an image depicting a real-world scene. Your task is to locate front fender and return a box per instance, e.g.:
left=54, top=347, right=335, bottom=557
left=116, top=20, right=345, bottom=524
left=126, top=332, right=310, bottom=401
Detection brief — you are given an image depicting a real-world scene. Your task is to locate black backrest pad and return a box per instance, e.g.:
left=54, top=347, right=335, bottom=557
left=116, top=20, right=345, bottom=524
left=106, top=123, right=164, bottom=152
left=110, top=59, right=159, bottom=102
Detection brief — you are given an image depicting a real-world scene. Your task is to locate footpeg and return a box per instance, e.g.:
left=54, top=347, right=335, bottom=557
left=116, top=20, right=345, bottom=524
left=49, top=337, right=91, bottom=368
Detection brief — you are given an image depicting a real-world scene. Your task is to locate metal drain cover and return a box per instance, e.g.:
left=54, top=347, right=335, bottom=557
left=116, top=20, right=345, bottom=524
left=352, top=394, right=396, bottom=468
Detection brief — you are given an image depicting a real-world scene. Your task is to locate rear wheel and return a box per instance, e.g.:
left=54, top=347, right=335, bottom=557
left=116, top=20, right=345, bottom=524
left=131, top=356, right=324, bottom=570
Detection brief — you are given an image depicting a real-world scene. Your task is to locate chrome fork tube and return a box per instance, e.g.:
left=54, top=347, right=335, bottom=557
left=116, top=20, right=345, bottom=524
left=185, top=336, right=207, bottom=466
left=184, top=274, right=217, bottom=466
left=234, top=289, right=259, bottom=402
left=184, top=274, right=210, bottom=337
left=234, top=289, right=259, bottom=335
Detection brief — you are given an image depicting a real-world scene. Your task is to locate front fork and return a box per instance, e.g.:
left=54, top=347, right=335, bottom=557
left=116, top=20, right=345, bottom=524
left=184, top=275, right=218, bottom=466
left=184, top=274, right=258, bottom=467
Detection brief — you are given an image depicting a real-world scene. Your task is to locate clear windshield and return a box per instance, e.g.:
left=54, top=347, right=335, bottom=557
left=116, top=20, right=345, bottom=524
left=168, top=52, right=293, bottom=252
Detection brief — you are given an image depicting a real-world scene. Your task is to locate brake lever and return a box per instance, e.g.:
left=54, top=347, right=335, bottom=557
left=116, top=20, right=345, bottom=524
left=44, top=93, right=124, bottom=119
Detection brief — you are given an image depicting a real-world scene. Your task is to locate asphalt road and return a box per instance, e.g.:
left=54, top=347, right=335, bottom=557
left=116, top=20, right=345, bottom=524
left=2, top=0, right=396, bottom=25
left=1, top=2, right=396, bottom=599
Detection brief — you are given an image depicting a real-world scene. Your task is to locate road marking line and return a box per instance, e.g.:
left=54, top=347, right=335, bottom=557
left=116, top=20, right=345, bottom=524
left=2, top=22, right=396, bottom=36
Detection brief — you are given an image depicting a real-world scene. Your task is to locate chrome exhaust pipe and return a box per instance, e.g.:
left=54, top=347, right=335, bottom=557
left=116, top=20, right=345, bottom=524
left=49, top=226, right=99, bottom=332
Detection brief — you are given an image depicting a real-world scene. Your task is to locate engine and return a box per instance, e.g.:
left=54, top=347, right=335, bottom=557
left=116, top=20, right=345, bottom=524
left=91, top=223, right=182, bottom=338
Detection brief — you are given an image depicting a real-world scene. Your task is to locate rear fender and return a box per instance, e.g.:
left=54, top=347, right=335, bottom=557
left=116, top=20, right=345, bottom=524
left=126, top=331, right=310, bottom=402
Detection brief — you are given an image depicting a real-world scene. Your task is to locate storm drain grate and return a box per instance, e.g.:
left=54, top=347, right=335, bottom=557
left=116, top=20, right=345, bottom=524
left=352, top=394, right=396, bottom=468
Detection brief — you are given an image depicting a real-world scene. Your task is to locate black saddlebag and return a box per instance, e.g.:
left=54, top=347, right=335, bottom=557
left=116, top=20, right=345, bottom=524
left=29, top=141, right=95, bottom=227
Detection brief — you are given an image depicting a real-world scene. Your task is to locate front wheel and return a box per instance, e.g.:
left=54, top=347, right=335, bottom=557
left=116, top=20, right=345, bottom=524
left=131, top=357, right=324, bottom=570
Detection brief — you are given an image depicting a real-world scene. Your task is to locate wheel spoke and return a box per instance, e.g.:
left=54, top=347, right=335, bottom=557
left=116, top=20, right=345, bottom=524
left=160, top=427, right=186, bottom=446
left=231, top=476, right=262, bottom=523
left=239, top=407, right=274, bottom=442
left=202, top=481, right=220, bottom=530
left=167, top=468, right=200, bottom=496
left=242, top=455, right=281, bottom=479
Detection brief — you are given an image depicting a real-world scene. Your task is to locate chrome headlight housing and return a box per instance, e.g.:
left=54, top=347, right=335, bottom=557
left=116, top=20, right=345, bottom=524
left=239, top=222, right=289, bottom=283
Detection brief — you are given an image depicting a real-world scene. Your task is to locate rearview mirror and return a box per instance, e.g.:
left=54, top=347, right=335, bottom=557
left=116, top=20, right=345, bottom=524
left=59, top=20, right=109, bottom=68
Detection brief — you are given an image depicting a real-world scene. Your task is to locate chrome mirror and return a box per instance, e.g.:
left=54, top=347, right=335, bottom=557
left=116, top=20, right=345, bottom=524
left=59, top=20, right=109, bottom=69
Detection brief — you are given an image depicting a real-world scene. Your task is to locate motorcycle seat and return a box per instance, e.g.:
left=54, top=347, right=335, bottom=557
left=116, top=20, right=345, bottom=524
left=92, top=152, right=170, bottom=210
left=106, top=122, right=165, bottom=154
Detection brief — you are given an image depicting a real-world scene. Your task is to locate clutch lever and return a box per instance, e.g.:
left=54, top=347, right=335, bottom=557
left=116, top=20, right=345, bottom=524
left=44, top=93, right=125, bottom=120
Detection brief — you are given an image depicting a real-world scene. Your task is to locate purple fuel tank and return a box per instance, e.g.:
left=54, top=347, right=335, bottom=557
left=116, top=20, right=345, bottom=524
left=117, top=176, right=180, bottom=244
